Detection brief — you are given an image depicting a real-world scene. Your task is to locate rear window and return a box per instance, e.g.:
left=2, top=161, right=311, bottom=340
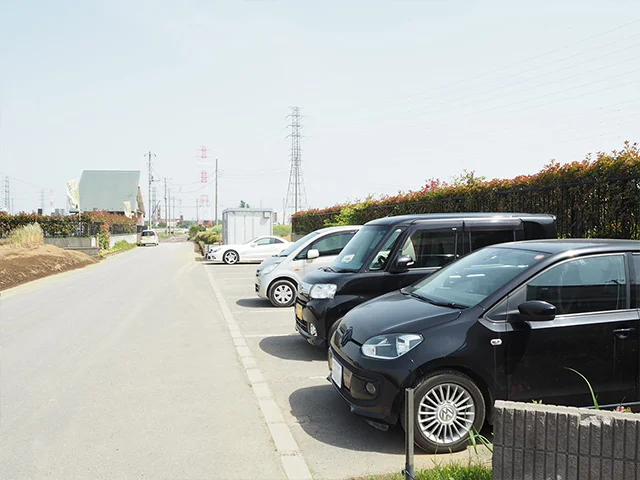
left=142, top=231, right=156, bottom=237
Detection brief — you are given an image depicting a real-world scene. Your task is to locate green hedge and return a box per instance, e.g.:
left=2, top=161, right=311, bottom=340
left=193, top=231, right=220, bottom=245
left=0, top=211, right=136, bottom=237
left=293, top=142, right=640, bottom=239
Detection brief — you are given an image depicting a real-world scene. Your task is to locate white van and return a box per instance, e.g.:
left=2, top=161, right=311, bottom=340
left=255, top=225, right=361, bottom=307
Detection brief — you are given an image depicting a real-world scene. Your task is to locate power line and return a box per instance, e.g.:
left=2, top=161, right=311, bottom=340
left=328, top=17, right=640, bottom=118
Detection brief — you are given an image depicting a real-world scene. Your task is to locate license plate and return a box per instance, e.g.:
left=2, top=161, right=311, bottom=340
left=295, top=303, right=303, bottom=319
left=331, top=357, right=343, bottom=388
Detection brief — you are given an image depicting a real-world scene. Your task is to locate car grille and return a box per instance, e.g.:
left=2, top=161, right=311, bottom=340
left=296, top=317, right=309, bottom=334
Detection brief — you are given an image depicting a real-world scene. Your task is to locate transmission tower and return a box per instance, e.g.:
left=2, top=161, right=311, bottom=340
left=4, top=176, right=9, bottom=212
left=284, top=106, right=307, bottom=224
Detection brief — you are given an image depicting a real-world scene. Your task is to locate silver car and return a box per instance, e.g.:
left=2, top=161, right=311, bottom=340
left=255, top=226, right=361, bottom=307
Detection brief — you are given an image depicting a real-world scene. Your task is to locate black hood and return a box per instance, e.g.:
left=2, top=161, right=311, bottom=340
left=340, top=290, right=462, bottom=344
left=302, top=267, right=348, bottom=285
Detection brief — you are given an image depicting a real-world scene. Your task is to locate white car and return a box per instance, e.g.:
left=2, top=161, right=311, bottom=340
left=207, top=236, right=290, bottom=264
left=139, top=230, right=159, bottom=246
left=255, top=226, right=361, bottom=307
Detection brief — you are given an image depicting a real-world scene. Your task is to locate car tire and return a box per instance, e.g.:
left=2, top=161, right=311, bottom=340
left=223, top=250, right=239, bottom=265
left=268, top=279, right=296, bottom=307
left=402, top=370, right=485, bottom=454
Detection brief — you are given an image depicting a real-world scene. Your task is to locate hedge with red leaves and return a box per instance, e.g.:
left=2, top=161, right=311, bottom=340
left=293, top=142, right=640, bottom=239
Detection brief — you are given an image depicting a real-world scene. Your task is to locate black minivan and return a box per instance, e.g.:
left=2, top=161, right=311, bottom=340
left=295, top=213, right=557, bottom=346
left=329, top=239, right=640, bottom=453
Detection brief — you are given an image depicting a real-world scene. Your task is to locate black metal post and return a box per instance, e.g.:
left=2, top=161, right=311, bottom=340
left=404, top=387, right=415, bottom=480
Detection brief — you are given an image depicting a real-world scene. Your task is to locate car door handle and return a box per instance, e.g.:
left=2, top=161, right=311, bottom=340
left=613, top=328, right=636, bottom=339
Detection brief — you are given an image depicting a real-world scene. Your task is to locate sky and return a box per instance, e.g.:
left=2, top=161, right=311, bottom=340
left=1, top=0, right=640, bottom=221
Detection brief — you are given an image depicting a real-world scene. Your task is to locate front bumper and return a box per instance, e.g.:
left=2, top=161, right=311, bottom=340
left=295, top=298, right=329, bottom=346
left=328, top=334, right=411, bottom=425
left=255, top=273, right=269, bottom=299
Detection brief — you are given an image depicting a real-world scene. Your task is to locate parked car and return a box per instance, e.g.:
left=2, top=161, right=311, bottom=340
left=139, top=229, right=159, bottom=246
left=296, top=213, right=557, bottom=346
left=328, top=239, right=640, bottom=453
left=255, top=226, right=361, bottom=307
left=206, top=236, right=290, bottom=264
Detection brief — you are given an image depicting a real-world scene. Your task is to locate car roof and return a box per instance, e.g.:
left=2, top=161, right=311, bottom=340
left=494, top=238, right=640, bottom=255
left=313, top=225, right=362, bottom=234
left=365, top=212, right=555, bottom=227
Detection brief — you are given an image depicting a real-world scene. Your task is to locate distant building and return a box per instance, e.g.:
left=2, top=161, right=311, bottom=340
left=79, top=170, right=146, bottom=226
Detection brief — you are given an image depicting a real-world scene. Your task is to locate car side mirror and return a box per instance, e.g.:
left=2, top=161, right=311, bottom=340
left=307, top=249, right=320, bottom=260
left=392, top=255, right=414, bottom=273
left=517, top=300, right=556, bottom=321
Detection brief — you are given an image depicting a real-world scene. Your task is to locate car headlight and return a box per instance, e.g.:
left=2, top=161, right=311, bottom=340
left=261, top=264, right=278, bottom=275
left=309, top=284, right=337, bottom=299
left=361, top=334, right=423, bottom=359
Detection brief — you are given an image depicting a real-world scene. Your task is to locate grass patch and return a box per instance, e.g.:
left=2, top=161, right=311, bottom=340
left=101, top=240, right=137, bottom=257
left=354, top=463, right=493, bottom=480
left=7, top=223, right=44, bottom=248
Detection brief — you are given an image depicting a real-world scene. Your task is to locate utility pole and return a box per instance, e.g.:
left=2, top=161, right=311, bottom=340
left=164, top=180, right=168, bottom=235
left=3, top=176, right=9, bottom=213
left=214, top=158, right=219, bottom=226
left=146, top=151, right=156, bottom=229
left=172, top=196, right=176, bottom=232
left=39, top=190, right=45, bottom=214
left=196, top=197, right=199, bottom=224
left=284, top=106, right=306, bottom=224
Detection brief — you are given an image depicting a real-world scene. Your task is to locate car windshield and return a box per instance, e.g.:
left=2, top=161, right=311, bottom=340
left=243, top=237, right=259, bottom=244
left=408, top=246, right=547, bottom=308
left=141, top=231, right=155, bottom=237
left=331, top=225, right=390, bottom=272
left=277, top=231, right=320, bottom=257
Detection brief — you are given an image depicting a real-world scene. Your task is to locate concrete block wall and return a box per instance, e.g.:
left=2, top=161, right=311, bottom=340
left=108, top=233, right=138, bottom=249
left=493, top=400, right=640, bottom=480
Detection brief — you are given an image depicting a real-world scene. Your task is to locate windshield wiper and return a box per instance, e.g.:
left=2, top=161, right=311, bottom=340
left=324, top=266, right=335, bottom=272
left=406, top=291, right=467, bottom=309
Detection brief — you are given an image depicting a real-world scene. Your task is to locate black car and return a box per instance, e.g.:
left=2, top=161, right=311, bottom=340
left=328, top=239, right=640, bottom=453
left=296, top=213, right=557, bottom=346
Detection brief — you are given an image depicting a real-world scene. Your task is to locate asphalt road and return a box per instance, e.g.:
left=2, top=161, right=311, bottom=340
left=0, top=241, right=489, bottom=480
left=0, top=241, right=284, bottom=480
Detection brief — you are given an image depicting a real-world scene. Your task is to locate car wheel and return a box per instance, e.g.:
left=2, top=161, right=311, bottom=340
left=404, top=370, right=485, bottom=454
left=223, top=250, right=239, bottom=265
left=268, top=279, right=296, bottom=307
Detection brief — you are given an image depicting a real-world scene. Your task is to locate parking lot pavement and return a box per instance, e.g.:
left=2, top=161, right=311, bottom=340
left=204, top=261, right=491, bottom=479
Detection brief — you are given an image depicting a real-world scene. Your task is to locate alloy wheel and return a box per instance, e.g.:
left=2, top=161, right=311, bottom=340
left=417, top=382, right=475, bottom=445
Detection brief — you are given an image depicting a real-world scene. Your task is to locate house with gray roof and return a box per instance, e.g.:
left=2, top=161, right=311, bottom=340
left=79, top=170, right=145, bottom=225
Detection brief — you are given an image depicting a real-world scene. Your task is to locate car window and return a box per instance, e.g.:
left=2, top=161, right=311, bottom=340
left=270, top=238, right=284, bottom=244
left=412, top=246, right=546, bottom=308
left=368, top=228, right=403, bottom=271
left=299, top=232, right=355, bottom=259
left=400, top=229, right=457, bottom=268
left=632, top=255, right=640, bottom=308
left=469, top=229, right=515, bottom=251
left=525, top=254, right=627, bottom=315
left=141, top=231, right=155, bottom=237
left=255, top=238, right=272, bottom=246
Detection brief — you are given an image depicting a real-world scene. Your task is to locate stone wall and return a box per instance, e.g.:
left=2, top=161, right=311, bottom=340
left=492, top=400, right=640, bottom=480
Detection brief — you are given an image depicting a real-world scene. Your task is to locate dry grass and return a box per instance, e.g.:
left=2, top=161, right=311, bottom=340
left=7, top=223, right=44, bottom=248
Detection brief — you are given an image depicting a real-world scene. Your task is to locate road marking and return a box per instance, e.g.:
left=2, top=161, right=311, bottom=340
left=244, top=333, right=297, bottom=338
left=204, top=266, right=313, bottom=480
left=232, top=309, right=292, bottom=314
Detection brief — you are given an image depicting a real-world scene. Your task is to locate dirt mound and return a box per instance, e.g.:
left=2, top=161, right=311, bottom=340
left=0, top=244, right=97, bottom=291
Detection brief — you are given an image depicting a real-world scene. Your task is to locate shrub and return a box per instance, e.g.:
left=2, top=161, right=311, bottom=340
left=189, top=225, right=206, bottom=239
left=193, top=231, right=220, bottom=245
left=7, top=223, right=44, bottom=248
left=0, top=211, right=136, bottom=237
left=293, top=142, right=640, bottom=239
left=273, top=224, right=292, bottom=236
